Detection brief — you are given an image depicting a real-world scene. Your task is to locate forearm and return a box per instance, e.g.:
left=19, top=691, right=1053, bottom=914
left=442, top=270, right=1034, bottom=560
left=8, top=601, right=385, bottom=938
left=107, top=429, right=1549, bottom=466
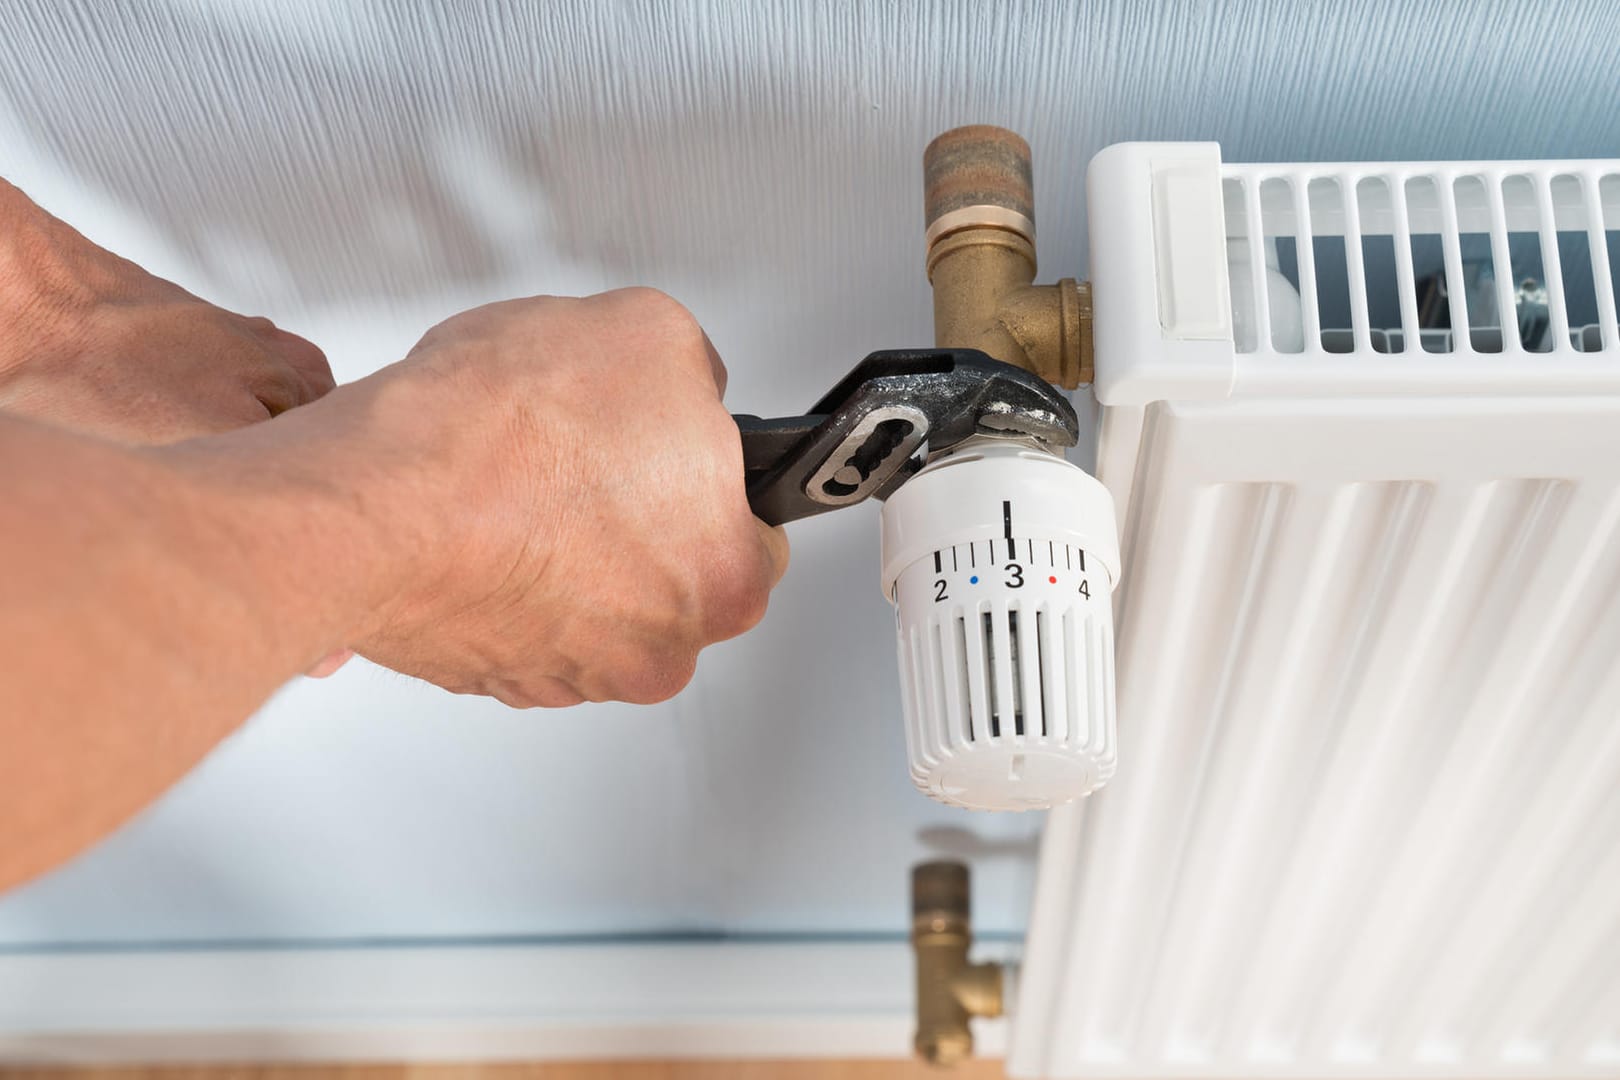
left=0, top=394, right=410, bottom=890
left=0, top=288, right=787, bottom=893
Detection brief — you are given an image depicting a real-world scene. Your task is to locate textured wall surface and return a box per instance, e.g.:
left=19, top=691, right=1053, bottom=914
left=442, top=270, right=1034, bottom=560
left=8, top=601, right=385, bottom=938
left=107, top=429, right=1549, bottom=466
left=1, top=0, right=1617, bottom=946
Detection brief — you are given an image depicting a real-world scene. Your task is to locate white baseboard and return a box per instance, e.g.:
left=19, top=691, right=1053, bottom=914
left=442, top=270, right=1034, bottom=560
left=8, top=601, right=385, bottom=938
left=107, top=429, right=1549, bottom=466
left=0, top=941, right=1010, bottom=1064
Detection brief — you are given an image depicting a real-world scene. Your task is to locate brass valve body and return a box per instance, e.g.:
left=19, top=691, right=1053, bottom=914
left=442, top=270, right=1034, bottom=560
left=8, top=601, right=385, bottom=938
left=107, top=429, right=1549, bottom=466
left=912, top=860, right=1004, bottom=1067
left=923, top=125, right=1093, bottom=389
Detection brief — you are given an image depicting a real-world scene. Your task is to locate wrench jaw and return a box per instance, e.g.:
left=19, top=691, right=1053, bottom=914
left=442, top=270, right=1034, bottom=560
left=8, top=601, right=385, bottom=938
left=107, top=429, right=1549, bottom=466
left=972, top=399, right=1075, bottom=449
left=736, top=348, right=1079, bottom=526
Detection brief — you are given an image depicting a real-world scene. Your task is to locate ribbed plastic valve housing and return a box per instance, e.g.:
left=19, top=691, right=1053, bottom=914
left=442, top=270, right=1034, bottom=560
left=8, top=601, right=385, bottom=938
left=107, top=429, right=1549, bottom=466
left=880, top=440, right=1121, bottom=811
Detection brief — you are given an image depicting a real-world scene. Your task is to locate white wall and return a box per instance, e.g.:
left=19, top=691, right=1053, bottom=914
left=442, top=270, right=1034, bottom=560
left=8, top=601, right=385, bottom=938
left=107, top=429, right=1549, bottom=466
left=1, top=0, right=1617, bottom=945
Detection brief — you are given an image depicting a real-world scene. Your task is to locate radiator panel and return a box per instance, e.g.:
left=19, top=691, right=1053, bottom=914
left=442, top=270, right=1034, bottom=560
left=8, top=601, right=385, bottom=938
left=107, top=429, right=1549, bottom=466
left=1013, top=394, right=1620, bottom=1077
left=1020, top=147, right=1620, bottom=1076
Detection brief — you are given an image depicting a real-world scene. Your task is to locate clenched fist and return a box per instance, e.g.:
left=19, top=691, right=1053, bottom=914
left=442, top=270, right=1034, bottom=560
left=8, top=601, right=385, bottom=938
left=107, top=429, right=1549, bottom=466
left=297, top=289, right=789, bottom=707
left=0, top=178, right=333, bottom=445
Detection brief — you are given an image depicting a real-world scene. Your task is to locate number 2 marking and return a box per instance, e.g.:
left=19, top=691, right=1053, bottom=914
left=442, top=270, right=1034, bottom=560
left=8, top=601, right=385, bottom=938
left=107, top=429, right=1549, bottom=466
left=934, top=579, right=949, bottom=602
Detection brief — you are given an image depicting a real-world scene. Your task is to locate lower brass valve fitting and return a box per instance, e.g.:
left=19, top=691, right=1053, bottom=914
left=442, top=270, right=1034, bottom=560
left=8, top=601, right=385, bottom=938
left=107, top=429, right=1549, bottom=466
left=912, top=860, right=1004, bottom=1067
left=923, top=125, right=1093, bottom=389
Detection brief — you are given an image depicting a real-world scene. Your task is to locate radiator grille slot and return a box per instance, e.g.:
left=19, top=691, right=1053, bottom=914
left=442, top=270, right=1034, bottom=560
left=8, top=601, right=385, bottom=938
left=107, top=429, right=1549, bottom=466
left=1223, top=164, right=1620, bottom=359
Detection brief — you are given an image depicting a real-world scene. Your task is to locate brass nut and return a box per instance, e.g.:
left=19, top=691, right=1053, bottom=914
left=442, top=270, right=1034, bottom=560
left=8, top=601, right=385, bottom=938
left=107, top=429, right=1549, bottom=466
left=925, top=224, right=1036, bottom=284
left=918, top=1029, right=974, bottom=1068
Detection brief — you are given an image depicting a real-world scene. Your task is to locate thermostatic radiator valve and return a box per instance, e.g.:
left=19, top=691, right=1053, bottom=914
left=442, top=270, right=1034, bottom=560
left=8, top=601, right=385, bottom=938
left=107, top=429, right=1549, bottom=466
left=881, top=438, right=1119, bottom=810
left=731, top=121, right=1119, bottom=814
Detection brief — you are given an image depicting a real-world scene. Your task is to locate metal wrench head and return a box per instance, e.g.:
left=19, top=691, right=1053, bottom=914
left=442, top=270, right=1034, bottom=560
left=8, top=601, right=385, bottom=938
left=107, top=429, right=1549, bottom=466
left=737, top=349, right=1078, bottom=525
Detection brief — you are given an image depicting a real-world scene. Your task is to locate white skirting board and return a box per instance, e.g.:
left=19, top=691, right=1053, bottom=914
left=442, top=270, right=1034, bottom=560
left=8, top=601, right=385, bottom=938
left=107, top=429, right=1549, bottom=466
left=0, top=941, right=1009, bottom=1064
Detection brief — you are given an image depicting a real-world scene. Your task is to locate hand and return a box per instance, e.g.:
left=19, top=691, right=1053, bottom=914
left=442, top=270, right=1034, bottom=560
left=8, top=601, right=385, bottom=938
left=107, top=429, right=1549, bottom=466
left=339, top=288, right=789, bottom=707
left=0, top=178, right=334, bottom=446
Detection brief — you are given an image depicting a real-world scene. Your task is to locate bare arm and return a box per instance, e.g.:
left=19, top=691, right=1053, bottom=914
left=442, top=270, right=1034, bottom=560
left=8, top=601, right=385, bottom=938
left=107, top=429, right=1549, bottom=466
left=0, top=411, right=397, bottom=886
left=0, top=290, right=788, bottom=892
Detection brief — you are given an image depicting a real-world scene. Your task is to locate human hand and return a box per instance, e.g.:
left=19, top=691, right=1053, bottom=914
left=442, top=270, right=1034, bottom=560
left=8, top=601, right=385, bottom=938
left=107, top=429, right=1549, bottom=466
left=0, top=178, right=333, bottom=445
left=336, top=288, right=788, bottom=707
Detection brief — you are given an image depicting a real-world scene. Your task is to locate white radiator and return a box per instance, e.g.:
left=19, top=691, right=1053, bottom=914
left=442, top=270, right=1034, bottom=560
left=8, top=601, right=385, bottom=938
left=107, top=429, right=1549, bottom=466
left=1012, top=145, right=1620, bottom=1078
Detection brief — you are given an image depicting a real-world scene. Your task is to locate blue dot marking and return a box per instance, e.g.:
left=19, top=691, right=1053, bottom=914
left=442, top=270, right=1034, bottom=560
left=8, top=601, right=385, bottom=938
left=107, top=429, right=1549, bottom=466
left=969, top=575, right=979, bottom=584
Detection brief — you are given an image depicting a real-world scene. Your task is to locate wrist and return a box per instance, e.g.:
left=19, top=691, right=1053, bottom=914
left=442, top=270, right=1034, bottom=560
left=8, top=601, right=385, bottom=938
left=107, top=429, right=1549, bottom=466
left=148, top=375, right=440, bottom=662
left=0, top=180, right=85, bottom=380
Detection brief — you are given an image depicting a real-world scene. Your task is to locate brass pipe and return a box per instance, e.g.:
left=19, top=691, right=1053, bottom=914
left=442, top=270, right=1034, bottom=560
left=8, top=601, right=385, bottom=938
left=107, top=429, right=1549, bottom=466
left=923, top=125, right=1093, bottom=388
left=912, top=860, right=1004, bottom=1067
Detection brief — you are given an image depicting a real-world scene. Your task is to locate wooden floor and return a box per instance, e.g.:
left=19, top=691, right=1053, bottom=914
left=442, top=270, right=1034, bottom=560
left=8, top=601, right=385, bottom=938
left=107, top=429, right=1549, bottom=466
left=0, top=1063, right=1008, bottom=1080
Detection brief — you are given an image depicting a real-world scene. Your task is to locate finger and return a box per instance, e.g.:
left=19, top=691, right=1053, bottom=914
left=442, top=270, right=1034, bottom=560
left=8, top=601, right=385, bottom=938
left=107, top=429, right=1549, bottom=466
left=605, top=648, right=700, bottom=706
left=267, top=326, right=336, bottom=398
left=507, top=675, right=587, bottom=709
left=247, top=318, right=336, bottom=401
left=305, top=648, right=354, bottom=678
left=700, top=329, right=727, bottom=399
left=245, top=359, right=308, bottom=417
left=755, top=518, right=790, bottom=587
left=229, top=321, right=328, bottom=417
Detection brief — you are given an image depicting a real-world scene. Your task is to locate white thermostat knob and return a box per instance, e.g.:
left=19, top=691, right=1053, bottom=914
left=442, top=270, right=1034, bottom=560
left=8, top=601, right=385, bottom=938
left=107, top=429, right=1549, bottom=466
left=880, top=439, right=1121, bottom=811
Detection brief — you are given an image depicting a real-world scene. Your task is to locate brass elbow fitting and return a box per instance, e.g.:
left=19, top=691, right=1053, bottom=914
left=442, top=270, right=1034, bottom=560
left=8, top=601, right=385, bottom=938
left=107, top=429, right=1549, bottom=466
left=912, top=860, right=1004, bottom=1067
left=923, top=125, right=1092, bottom=389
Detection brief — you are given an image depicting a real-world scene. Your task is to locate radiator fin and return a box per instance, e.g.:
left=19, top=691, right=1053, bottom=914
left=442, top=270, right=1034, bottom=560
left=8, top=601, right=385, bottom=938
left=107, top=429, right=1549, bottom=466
left=1013, top=396, right=1620, bottom=1078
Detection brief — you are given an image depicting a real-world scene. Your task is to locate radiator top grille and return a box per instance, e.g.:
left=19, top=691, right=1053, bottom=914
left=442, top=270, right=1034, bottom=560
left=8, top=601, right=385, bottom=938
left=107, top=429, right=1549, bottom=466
left=1222, top=162, right=1620, bottom=362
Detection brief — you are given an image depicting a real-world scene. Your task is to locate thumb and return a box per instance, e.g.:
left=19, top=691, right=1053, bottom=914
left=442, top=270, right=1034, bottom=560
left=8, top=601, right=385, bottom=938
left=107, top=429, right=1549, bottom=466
left=755, top=519, right=790, bottom=587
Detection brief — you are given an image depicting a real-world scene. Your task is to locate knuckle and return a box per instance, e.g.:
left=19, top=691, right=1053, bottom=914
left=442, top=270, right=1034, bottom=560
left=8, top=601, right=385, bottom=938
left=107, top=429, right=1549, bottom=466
left=231, top=391, right=276, bottom=424
left=485, top=674, right=586, bottom=710
left=615, top=649, right=700, bottom=705
left=277, top=335, right=335, bottom=391
left=614, top=285, right=683, bottom=319
left=693, top=405, right=744, bottom=474
left=249, top=360, right=306, bottom=415
left=725, top=579, right=772, bottom=634
left=412, top=301, right=513, bottom=353
left=706, top=548, right=772, bottom=636
left=528, top=680, right=588, bottom=709
left=612, top=287, right=705, bottom=342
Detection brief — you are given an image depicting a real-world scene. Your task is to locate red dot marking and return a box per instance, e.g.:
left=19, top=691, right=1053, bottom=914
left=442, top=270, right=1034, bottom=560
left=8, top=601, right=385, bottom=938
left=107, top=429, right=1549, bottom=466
left=1048, top=575, right=1058, bottom=584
